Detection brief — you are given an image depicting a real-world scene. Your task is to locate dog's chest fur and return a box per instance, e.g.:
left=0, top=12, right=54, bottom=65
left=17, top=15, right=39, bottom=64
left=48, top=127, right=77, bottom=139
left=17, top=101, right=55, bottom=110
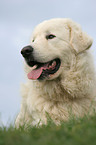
left=20, top=76, right=95, bottom=126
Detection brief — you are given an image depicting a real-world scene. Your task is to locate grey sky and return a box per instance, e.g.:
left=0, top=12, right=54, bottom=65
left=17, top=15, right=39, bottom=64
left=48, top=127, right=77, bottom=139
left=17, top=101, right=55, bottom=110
left=0, top=0, right=96, bottom=126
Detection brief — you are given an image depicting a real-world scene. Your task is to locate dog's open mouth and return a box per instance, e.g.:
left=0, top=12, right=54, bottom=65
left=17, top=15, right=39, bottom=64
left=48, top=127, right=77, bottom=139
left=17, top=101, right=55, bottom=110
left=27, top=58, right=61, bottom=80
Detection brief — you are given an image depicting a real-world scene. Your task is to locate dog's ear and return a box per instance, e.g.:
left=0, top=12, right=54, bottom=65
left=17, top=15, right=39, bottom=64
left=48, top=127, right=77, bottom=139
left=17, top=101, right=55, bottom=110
left=68, top=20, right=93, bottom=53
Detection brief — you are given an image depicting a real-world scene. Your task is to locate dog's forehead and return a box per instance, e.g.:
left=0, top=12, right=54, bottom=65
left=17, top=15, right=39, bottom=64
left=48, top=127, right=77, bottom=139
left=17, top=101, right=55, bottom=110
left=32, top=18, right=70, bottom=37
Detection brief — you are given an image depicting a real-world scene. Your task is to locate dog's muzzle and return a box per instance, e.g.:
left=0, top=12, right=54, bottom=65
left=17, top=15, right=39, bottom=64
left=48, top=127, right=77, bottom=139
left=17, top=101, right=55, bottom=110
left=21, top=45, right=61, bottom=80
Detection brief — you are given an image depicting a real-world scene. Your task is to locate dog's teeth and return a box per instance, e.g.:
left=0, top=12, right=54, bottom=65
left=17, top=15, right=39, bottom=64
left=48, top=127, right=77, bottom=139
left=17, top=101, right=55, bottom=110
left=49, top=65, right=52, bottom=68
left=51, top=61, right=56, bottom=68
left=52, top=61, right=56, bottom=66
left=48, top=61, right=56, bottom=69
left=32, top=65, right=37, bottom=70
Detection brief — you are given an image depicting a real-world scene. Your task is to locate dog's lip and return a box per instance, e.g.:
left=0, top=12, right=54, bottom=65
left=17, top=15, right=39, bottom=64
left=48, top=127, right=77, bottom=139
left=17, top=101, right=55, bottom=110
left=27, top=58, right=59, bottom=68
left=27, top=58, right=61, bottom=80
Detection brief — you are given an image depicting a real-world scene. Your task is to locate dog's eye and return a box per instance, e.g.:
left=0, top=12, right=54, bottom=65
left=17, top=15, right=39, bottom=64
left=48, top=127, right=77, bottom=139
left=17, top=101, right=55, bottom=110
left=32, top=39, right=34, bottom=42
left=46, top=34, right=56, bottom=40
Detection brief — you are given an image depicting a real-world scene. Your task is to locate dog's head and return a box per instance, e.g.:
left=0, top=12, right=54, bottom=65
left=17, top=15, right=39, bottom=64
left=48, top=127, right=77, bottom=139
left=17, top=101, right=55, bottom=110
left=21, top=18, right=93, bottom=81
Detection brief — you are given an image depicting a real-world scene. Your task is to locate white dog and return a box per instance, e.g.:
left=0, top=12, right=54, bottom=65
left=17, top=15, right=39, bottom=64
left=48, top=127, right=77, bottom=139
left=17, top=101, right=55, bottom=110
left=15, top=18, right=96, bottom=127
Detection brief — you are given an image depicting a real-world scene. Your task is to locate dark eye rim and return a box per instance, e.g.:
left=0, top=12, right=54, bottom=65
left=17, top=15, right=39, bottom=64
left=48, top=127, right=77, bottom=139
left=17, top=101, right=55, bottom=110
left=46, top=34, right=56, bottom=40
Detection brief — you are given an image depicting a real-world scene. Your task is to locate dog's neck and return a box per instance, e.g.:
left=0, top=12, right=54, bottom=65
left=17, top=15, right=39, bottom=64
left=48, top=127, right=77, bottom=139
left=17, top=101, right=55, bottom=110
left=32, top=68, right=95, bottom=103
left=32, top=77, right=75, bottom=102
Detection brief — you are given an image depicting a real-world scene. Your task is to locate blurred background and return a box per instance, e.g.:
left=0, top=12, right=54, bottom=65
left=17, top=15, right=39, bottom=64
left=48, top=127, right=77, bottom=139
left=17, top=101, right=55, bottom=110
left=0, top=0, right=96, bottom=126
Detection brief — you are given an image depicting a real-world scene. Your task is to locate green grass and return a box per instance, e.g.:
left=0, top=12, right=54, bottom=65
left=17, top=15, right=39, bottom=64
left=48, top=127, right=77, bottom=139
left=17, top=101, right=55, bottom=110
left=0, top=115, right=96, bottom=145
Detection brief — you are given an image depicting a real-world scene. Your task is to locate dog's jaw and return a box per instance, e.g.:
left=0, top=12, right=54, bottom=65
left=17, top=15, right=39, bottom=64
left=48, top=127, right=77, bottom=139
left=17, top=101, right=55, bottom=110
left=26, top=58, right=61, bottom=81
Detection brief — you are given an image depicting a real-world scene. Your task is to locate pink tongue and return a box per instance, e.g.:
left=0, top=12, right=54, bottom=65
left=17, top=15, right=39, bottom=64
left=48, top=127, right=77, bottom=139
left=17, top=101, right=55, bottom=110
left=27, top=64, right=48, bottom=80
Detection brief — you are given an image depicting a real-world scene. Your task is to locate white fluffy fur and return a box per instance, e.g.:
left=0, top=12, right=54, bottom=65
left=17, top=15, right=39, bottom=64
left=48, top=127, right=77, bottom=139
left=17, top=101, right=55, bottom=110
left=15, top=18, right=96, bottom=127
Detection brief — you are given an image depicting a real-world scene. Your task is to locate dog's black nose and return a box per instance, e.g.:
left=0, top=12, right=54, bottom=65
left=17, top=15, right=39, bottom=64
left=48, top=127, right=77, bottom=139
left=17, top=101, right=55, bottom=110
left=21, top=45, right=33, bottom=58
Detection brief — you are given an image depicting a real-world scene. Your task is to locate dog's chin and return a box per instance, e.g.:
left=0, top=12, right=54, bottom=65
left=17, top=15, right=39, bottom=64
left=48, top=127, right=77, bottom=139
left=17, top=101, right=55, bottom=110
left=26, top=58, right=61, bottom=81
